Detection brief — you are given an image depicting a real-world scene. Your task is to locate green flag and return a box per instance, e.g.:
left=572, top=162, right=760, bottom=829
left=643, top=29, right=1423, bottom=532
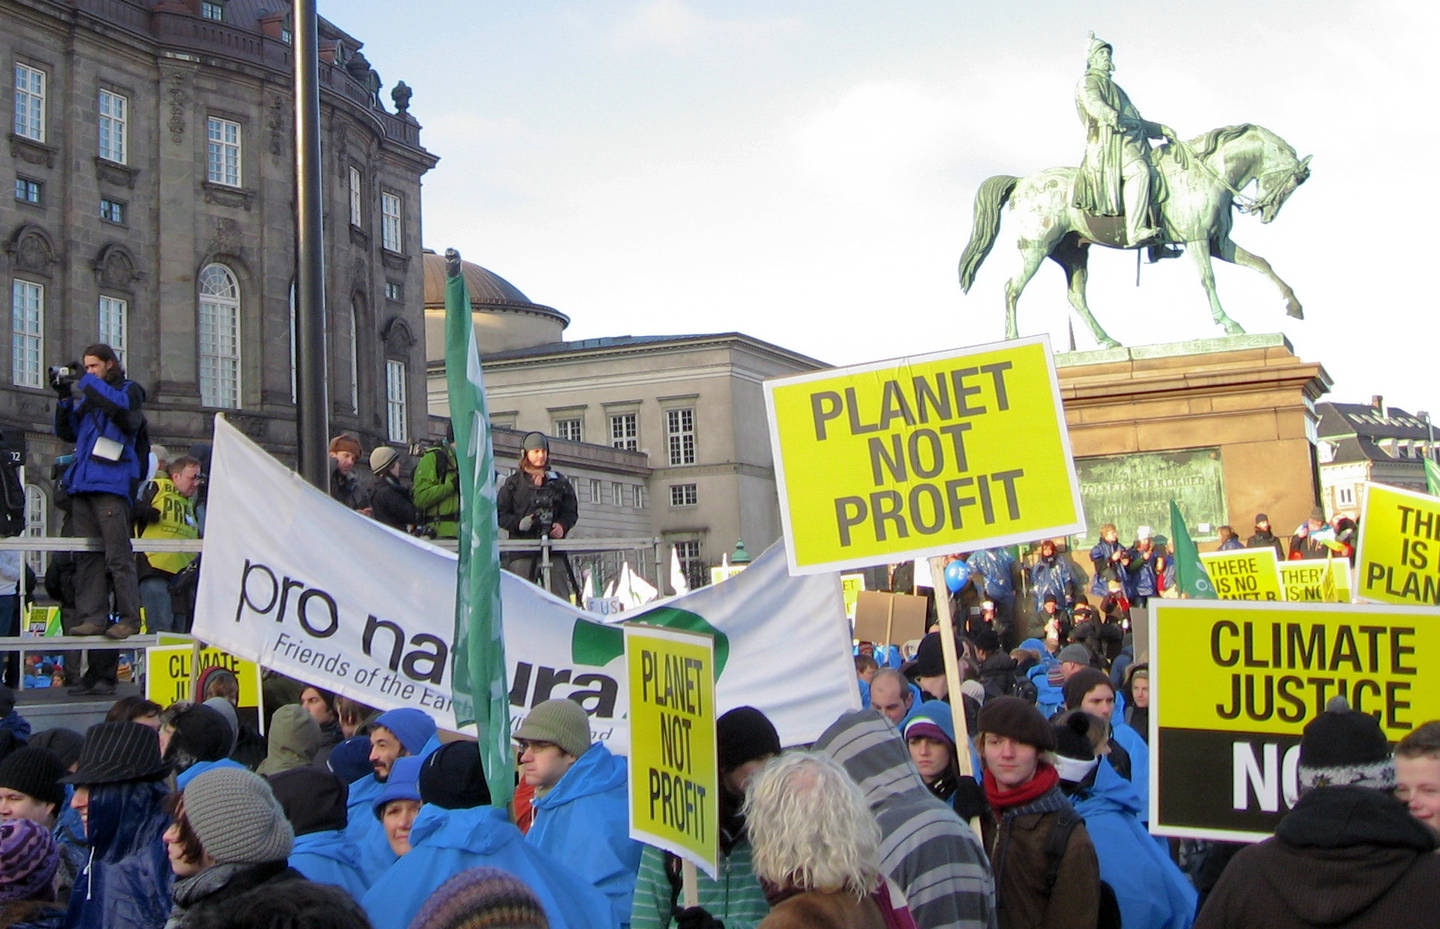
left=444, top=249, right=512, bottom=808
left=1169, top=500, right=1217, bottom=599
left=1426, top=458, right=1440, bottom=496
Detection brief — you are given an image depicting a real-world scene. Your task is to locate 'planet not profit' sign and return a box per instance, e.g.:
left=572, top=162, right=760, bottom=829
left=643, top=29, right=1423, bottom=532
left=764, top=337, right=1084, bottom=575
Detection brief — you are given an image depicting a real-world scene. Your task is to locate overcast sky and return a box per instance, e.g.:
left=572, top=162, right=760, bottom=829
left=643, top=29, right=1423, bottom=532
left=333, top=1, right=1439, bottom=415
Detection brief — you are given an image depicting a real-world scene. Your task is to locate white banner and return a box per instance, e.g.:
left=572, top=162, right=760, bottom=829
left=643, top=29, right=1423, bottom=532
left=193, top=417, right=859, bottom=751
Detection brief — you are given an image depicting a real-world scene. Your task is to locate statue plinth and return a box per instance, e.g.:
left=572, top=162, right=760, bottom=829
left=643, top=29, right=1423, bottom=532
left=1055, top=333, right=1331, bottom=540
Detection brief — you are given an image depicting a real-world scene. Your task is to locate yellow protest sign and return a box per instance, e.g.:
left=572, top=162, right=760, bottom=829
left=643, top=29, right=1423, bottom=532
left=1278, top=559, right=1334, bottom=602
left=764, top=337, right=1084, bottom=574
left=145, top=644, right=263, bottom=708
left=1329, top=558, right=1353, bottom=603
left=1150, top=599, right=1439, bottom=841
left=1200, top=549, right=1283, bottom=600
left=625, top=624, right=719, bottom=879
left=841, top=573, right=866, bottom=618
left=1356, top=482, right=1440, bottom=605
left=24, top=605, right=61, bottom=637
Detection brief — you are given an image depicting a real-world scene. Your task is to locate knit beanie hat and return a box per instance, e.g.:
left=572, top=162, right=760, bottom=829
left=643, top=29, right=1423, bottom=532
left=0, top=818, right=59, bottom=903
left=166, top=704, right=233, bottom=767
left=1298, top=696, right=1394, bottom=792
left=202, top=697, right=240, bottom=754
left=28, top=728, right=84, bottom=770
left=716, top=707, right=781, bottom=772
left=1056, top=643, right=1092, bottom=666
left=267, top=765, right=348, bottom=835
left=373, top=708, right=438, bottom=756
left=420, top=741, right=491, bottom=810
left=1063, top=668, right=1113, bottom=710
left=182, top=767, right=294, bottom=864
left=0, top=746, right=66, bottom=810
left=512, top=699, right=591, bottom=758
left=1051, top=712, right=1101, bottom=785
left=976, top=696, right=1056, bottom=751
left=327, top=736, right=373, bottom=784
left=913, top=632, right=959, bottom=677
left=410, top=866, right=550, bottom=929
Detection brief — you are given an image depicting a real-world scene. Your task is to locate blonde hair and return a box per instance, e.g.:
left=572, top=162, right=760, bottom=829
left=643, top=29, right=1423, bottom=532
left=743, top=751, right=880, bottom=898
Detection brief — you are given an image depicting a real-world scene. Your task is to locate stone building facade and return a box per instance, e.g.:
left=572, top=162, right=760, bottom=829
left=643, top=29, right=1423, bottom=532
left=422, top=252, right=825, bottom=589
left=1316, top=397, right=1437, bottom=519
left=2, top=0, right=436, bottom=539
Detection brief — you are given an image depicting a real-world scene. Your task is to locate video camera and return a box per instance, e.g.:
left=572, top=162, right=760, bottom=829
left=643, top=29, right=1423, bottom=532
left=530, top=482, right=561, bottom=535
left=48, top=362, right=82, bottom=393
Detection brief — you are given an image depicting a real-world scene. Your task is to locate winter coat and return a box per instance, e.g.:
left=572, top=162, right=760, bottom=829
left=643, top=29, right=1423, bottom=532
left=1194, top=785, right=1440, bottom=929
left=163, top=861, right=301, bottom=929
left=1217, top=537, right=1244, bottom=551
left=1070, top=762, right=1195, bottom=929
left=980, top=784, right=1099, bottom=929
left=1126, top=546, right=1160, bottom=598
left=526, top=741, right=642, bottom=928
left=369, top=473, right=417, bottom=532
left=1087, top=540, right=1131, bottom=597
left=364, top=804, right=611, bottom=929
left=497, top=467, right=579, bottom=539
left=342, top=773, right=399, bottom=885
left=979, top=651, right=1022, bottom=702
left=54, top=372, right=145, bottom=498
left=65, top=779, right=173, bottom=929
left=812, top=709, right=997, bottom=929
left=410, top=445, right=459, bottom=538
left=329, top=466, right=369, bottom=511
left=630, top=839, right=770, bottom=929
left=175, top=757, right=246, bottom=790
left=0, top=901, right=66, bottom=929
left=1245, top=530, right=1284, bottom=560
left=758, top=891, right=887, bottom=929
left=288, top=829, right=368, bottom=901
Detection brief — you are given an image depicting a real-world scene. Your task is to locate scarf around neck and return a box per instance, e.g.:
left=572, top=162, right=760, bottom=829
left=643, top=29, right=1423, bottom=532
left=984, top=762, right=1060, bottom=814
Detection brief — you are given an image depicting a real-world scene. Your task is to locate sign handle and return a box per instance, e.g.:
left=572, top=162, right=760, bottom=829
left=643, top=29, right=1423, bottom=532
left=681, top=859, right=699, bottom=908
left=884, top=597, right=895, bottom=650
left=928, top=556, right=983, bottom=836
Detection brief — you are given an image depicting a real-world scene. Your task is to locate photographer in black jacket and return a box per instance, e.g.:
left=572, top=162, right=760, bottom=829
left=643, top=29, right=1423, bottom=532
left=496, top=432, right=578, bottom=599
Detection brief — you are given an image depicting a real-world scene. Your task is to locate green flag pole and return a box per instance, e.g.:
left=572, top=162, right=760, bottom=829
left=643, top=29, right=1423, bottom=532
left=444, top=248, right=513, bottom=809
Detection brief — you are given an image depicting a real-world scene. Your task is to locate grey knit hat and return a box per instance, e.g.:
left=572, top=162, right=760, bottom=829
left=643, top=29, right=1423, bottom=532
left=182, top=767, right=294, bottom=864
left=512, top=699, right=591, bottom=758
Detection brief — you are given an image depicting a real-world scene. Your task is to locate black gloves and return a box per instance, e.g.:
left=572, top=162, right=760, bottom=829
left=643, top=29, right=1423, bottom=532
left=952, top=774, right=988, bottom=822
left=674, top=907, right=723, bottom=929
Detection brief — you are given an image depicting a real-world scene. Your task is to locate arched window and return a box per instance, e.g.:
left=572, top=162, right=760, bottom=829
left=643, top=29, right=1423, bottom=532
left=24, top=483, right=47, bottom=576
left=198, top=263, right=240, bottom=407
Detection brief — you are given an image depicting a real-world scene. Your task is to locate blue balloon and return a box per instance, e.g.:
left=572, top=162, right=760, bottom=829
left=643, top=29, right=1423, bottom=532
left=944, top=560, right=971, bottom=593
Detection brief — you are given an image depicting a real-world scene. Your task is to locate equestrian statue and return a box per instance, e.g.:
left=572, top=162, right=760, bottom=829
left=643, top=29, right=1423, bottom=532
left=958, top=33, right=1312, bottom=348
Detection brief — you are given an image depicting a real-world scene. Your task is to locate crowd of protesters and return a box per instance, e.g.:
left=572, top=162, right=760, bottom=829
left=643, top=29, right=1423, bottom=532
left=3, top=463, right=1422, bottom=929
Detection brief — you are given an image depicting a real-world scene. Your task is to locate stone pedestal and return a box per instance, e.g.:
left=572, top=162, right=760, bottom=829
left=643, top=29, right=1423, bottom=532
left=1055, top=334, right=1331, bottom=543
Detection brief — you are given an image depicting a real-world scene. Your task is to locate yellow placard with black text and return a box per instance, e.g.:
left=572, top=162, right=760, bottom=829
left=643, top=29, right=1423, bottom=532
left=841, top=573, right=866, bottom=619
left=764, top=337, right=1084, bottom=574
left=145, top=644, right=263, bottom=708
left=1278, top=559, right=1340, bottom=602
left=625, top=625, right=719, bottom=879
left=1356, top=482, right=1440, bottom=606
left=1149, top=599, right=1440, bottom=841
left=1200, top=549, right=1283, bottom=600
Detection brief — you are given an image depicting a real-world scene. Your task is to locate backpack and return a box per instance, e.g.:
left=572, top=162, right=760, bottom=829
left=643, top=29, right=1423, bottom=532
left=1043, top=806, right=1122, bottom=929
left=1007, top=672, right=1038, bottom=704
left=0, top=446, right=24, bottom=537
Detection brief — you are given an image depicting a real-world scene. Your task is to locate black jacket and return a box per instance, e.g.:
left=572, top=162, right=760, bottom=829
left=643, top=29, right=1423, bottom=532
left=370, top=474, right=417, bottom=530
left=497, top=468, right=578, bottom=539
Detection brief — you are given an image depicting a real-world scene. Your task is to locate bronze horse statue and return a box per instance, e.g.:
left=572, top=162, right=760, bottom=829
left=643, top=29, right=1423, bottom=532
left=959, top=124, right=1311, bottom=347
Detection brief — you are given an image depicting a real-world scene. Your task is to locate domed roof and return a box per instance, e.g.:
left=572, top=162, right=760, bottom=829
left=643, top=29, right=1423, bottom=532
left=420, top=250, right=569, bottom=359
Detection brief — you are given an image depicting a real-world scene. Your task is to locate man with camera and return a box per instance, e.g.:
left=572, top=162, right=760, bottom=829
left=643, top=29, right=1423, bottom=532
left=497, top=431, right=579, bottom=599
left=52, top=345, right=146, bottom=659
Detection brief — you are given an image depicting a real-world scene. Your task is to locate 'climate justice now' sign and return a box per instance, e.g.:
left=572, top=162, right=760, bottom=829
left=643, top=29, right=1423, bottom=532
left=764, top=337, right=1084, bottom=575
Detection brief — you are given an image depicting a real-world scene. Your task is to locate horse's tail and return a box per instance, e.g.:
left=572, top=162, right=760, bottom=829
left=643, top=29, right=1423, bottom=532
left=959, top=175, right=1019, bottom=293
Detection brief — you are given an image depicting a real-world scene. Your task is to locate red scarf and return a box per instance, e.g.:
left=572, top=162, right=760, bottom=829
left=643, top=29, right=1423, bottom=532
left=983, top=763, right=1059, bottom=814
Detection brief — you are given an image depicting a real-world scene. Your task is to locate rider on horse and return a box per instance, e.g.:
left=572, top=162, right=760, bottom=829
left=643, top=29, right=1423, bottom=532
left=1072, top=34, right=1175, bottom=249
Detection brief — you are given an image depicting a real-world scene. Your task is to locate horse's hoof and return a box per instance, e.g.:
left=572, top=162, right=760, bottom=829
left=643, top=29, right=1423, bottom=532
left=1222, top=321, right=1246, bottom=335
left=1286, top=301, right=1304, bottom=320
left=1098, top=338, right=1121, bottom=350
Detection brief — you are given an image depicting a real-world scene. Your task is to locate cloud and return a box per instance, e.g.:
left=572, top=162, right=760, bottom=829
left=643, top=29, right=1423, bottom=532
left=613, top=0, right=799, bottom=53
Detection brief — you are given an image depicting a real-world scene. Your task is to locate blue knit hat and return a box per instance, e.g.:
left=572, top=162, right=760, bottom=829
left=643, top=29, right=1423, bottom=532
left=326, top=736, right=373, bottom=784
left=373, top=708, right=436, bottom=755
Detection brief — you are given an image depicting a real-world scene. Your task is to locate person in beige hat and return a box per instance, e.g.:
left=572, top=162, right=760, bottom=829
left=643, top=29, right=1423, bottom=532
left=368, top=445, right=416, bottom=532
left=515, top=698, right=640, bottom=926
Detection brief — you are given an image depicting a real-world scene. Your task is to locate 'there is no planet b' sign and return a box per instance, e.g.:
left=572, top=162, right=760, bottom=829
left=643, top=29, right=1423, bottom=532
left=764, top=337, right=1085, bottom=575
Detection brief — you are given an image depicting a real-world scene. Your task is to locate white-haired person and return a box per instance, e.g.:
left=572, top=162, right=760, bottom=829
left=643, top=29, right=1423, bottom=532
left=744, top=751, right=916, bottom=929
